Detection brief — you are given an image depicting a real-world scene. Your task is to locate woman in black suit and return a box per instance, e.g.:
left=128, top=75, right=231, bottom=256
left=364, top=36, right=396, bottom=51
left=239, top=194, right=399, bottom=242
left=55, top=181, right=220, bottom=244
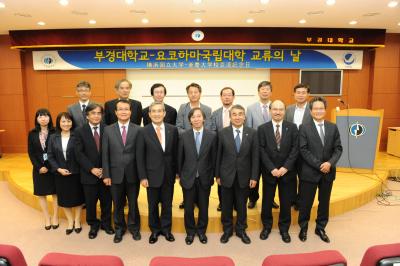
left=28, top=108, right=59, bottom=230
left=48, top=112, right=84, bottom=235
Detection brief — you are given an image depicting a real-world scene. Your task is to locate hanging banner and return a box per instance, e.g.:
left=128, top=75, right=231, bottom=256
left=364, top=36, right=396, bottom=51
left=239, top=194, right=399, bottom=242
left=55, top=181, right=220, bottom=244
left=32, top=49, right=363, bottom=70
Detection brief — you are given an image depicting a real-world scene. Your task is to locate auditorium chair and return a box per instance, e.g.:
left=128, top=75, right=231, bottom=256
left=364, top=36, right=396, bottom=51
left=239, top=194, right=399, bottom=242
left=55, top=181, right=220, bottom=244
left=360, top=243, right=400, bottom=266
left=262, top=250, right=347, bottom=266
left=149, top=256, right=235, bottom=266
left=0, top=244, right=27, bottom=266
left=38, top=252, right=124, bottom=266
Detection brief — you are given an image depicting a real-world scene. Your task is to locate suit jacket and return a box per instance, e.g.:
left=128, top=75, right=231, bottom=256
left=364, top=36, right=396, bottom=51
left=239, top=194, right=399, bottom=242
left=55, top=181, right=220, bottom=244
left=178, top=128, right=217, bottom=189
left=210, top=107, right=230, bottom=131
left=102, top=122, right=140, bottom=184
left=258, top=121, right=299, bottom=184
left=299, top=121, right=343, bottom=183
left=47, top=132, right=80, bottom=175
left=136, top=123, right=179, bottom=188
left=284, top=103, right=313, bottom=126
left=74, top=123, right=105, bottom=185
left=67, top=102, right=93, bottom=128
left=216, top=126, right=259, bottom=188
left=246, top=101, right=271, bottom=129
left=176, top=102, right=212, bottom=134
left=142, top=103, right=177, bottom=126
left=104, top=98, right=143, bottom=126
left=28, top=129, right=54, bottom=171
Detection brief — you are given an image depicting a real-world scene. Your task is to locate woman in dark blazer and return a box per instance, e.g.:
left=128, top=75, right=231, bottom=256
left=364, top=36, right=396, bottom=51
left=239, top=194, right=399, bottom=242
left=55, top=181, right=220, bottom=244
left=48, top=112, right=84, bottom=235
left=28, top=108, right=59, bottom=230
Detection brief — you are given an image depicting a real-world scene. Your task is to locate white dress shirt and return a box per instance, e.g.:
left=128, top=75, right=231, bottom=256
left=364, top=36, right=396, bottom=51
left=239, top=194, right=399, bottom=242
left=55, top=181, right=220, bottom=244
left=89, top=123, right=101, bottom=136
left=293, top=103, right=307, bottom=128
left=272, top=120, right=282, bottom=137
left=232, top=125, right=244, bottom=141
left=118, top=121, right=130, bottom=135
left=152, top=122, right=166, bottom=151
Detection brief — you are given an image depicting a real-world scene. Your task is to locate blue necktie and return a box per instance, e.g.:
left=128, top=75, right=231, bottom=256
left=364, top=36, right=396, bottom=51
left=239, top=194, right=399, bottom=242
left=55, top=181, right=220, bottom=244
left=195, top=131, right=201, bottom=155
left=235, top=129, right=241, bottom=153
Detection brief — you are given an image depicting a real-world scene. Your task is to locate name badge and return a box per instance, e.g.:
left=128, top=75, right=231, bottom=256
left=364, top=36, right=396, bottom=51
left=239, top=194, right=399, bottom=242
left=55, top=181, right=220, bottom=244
left=43, top=153, right=48, bottom=161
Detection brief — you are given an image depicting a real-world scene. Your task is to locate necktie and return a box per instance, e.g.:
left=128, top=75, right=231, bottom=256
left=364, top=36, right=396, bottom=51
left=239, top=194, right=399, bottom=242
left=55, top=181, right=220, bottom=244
left=223, top=109, right=230, bottom=128
left=195, top=131, right=201, bottom=155
left=318, top=123, right=325, bottom=146
left=235, top=129, right=241, bottom=153
left=121, top=125, right=127, bottom=145
left=82, top=104, right=86, bottom=118
left=156, top=126, right=162, bottom=144
left=275, top=124, right=281, bottom=150
left=93, top=126, right=100, bottom=152
left=262, top=104, right=269, bottom=122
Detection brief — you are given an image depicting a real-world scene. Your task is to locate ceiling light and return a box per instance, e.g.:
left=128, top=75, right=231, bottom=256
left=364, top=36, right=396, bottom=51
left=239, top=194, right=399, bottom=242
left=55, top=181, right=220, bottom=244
left=193, top=0, right=202, bottom=4
left=37, top=21, right=46, bottom=26
left=194, top=18, right=202, bottom=23
left=89, top=19, right=96, bottom=24
left=246, top=18, right=255, bottom=24
left=59, top=0, right=69, bottom=6
left=141, top=18, right=149, bottom=24
left=326, top=0, right=336, bottom=5
left=388, top=1, right=398, bottom=7
left=0, top=2, right=5, bottom=8
left=260, top=0, right=269, bottom=4
left=125, top=0, right=134, bottom=4
left=349, top=20, right=358, bottom=25
left=299, top=19, right=306, bottom=24
left=398, top=22, right=400, bottom=26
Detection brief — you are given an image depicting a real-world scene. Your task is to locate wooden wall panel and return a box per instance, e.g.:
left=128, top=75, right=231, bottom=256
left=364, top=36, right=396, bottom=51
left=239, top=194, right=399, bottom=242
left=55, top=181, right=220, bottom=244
left=374, top=35, right=400, bottom=68
left=372, top=68, right=399, bottom=94
left=0, top=36, right=21, bottom=69
left=0, top=69, right=23, bottom=95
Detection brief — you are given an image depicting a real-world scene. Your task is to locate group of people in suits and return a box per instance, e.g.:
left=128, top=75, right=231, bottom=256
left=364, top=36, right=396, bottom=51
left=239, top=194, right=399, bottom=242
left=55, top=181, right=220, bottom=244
left=28, top=78, right=342, bottom=246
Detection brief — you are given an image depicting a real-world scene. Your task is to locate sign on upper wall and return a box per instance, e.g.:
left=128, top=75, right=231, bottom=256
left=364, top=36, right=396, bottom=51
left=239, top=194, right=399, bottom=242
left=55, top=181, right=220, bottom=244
left=32, top=49, right=363, bottom=70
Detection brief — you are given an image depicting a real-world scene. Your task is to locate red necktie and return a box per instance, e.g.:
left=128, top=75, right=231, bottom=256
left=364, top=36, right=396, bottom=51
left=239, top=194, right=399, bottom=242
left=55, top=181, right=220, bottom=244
left=121, top=125, right=127, bottom=145
left=93, top=126, right=100, bottom=152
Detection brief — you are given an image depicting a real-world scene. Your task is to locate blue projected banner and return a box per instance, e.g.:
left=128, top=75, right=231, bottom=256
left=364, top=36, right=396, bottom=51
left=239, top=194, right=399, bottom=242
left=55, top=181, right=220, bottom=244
left=32, top=49, right=363, bottom=70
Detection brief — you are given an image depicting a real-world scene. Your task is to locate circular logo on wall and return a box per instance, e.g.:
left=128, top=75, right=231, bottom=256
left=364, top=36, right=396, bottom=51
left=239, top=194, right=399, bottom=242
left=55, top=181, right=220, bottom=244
left=349, top=122, right=366, bottom=138
left=191, top=30, right=205, bottom=42
left=343, top=52, right=356, bottom=65
left=41, top=54, right=56, bottom=68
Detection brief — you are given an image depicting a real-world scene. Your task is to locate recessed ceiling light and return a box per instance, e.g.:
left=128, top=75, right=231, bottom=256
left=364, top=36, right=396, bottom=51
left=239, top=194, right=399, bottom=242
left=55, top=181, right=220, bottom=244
left=246, top=18, right=255, bottom=24
left=398, top=22, right=400, bottom=26
left=299, top=19, right=306, bottom=24
left=349, top=20, right=358, bottom=25
left=193, top=0, right=202, bottom=4
left=260, top=0, right=269, bottom=4
left=0, top=2, right=5, bottom=8
left=388, top=1, right=398, bottom=7
left=141, top=18, right=149, bottom=24
left=194, top=18, right=202, bottom=23
left=89, top=19, right=96, bottom=24
left=59, top=0, right=69, bottom=6
left=125, top=0, right=134, bottom=4
left=326, top=0, right=336, bottom=5
left=37, top=21, right=46, bottom=26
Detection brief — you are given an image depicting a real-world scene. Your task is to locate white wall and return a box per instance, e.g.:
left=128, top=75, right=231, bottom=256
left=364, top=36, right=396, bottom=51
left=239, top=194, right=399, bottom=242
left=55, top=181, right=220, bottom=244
left=127, top=69, right=269, bottom=112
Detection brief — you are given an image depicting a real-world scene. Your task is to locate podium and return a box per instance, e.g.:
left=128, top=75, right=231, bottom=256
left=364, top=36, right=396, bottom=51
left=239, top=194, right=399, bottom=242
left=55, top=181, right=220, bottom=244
left=332, top=108, right=384, bottom=172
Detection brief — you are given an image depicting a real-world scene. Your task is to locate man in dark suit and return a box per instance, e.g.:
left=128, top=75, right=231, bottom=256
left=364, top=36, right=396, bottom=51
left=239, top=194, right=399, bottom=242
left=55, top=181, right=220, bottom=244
left=210, top=87, right=235, bottom=211
left=67, top=81, right=94, bottom=128
left=216, top=104, right=259, bottom=244
left=102, top=99, right=142, bottom=243
left=75, top=103, right=114, bottom=239
left=284, top=83, right=312, bottom=210
left=258, top=100, right=299, bottom=243
left=104, top=79, right=143, bottom=125
left=178, top=107, right=217, bottom=245
left=142, top=83, right=177, bottom=126
left=137, top=102, right=178, bottom=244
left=298, top=96, right=343, bottom=243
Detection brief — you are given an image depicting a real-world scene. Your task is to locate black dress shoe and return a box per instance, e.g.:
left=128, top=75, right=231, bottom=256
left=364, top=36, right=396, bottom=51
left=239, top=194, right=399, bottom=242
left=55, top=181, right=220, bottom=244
left=299, top=228, right=307, bottom=242
left=164, top=232, right=175, bottom=242
left=315, top=229, right=330, bottom=243
left=132, top=231, right=141, bottom=241
left=45, top=225, right=51, bottom=230
left=236, top=231, right=251, bottom=244
left=220, top=232, right=232, bottom=244
left=88, top=227, right=99, bottom=239
left=259, top=228, right=271, bottom=240
left=247, top=201, right=256, bottom=209
left=52, top=224, right=59, bottom=230
left=149, top=232, right=159, bottom=244
left=74, top=226, right=82, bottom=234
left=66, top=228, right=74, bottom=235
left=217, top=203, right=222, bottom=212
left=179, top=201, right=185, bottom=209
left=280, top=232, right=291, bottom=243
left=185, top=234, right=195, bottom=245
left=272, top=201, right=280, bottom=209
left=113, top=232, right=124, bottom=243
left=100, top=225, right=115, bottom=235
left=198, top=233, right=208, bottom=244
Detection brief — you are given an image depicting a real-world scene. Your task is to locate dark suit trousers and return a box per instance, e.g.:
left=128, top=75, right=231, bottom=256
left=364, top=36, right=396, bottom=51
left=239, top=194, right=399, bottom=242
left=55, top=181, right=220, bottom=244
left=146, top=180, right=174, bottom=234
left=110, top=176, right=140, bottom=234
left=83, top=180, right=112, bottom=228
left=183, top=178, right=211, bottom=235
left=221, top=176, right=249, bottom=234
left=261, top=178, right=292, bottom=233
left=298, top=178, right=333, bottom=231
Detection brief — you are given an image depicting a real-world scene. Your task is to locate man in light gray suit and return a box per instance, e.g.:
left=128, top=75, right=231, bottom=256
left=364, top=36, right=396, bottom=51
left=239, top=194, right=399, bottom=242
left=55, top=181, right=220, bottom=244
left=67, top=81, right=93, bottom=128
left=245, top=81, right=278, bottom=209
left=210, top=87, right=235, bottom=211
left=102, top=99, right=141, bottom=244
left=284, top=83, right=312, bottom=210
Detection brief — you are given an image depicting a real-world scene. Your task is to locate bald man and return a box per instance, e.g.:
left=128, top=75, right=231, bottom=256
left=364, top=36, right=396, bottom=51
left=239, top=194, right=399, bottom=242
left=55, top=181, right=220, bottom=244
left=258, top=100, right=299, bottom=243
